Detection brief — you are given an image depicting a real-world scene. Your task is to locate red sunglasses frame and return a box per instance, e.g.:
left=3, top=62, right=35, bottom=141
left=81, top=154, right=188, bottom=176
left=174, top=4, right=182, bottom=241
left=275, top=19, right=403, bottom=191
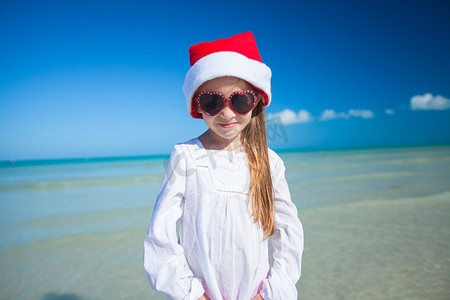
left=194, top=90, right=258, bottom=116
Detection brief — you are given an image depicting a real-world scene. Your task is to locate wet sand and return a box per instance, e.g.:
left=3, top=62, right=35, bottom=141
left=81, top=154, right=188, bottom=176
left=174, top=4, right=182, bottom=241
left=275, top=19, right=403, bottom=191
left=299, top=191, right=450, bottom=300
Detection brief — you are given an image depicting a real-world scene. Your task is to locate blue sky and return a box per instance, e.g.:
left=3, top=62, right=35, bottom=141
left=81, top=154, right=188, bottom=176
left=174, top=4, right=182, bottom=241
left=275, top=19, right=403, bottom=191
left=1, top=0, right=449, bottom=160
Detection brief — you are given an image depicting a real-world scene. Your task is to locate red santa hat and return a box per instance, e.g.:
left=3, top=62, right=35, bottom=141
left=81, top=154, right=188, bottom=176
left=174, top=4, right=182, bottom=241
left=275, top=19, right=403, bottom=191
left=183, top=32, right=272, bottom=119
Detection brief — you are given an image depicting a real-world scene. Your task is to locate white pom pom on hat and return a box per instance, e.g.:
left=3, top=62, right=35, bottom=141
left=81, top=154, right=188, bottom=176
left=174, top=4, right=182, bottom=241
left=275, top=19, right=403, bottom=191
left=183, top=32, right=272, bottom=119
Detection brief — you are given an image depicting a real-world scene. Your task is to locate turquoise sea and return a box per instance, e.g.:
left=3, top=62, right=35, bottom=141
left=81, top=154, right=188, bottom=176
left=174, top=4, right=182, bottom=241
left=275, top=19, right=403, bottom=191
left=0, top=146, right=449, bottom=299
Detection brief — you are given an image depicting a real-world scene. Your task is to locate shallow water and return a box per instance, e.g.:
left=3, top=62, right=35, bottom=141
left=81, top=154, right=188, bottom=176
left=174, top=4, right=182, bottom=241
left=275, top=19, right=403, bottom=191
left=0, top=146, right=449, bottom=299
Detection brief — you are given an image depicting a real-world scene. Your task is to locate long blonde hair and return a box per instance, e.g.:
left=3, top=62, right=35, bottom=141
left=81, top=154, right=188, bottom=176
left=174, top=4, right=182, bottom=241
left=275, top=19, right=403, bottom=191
left=241, top=100, right=275, bottom=240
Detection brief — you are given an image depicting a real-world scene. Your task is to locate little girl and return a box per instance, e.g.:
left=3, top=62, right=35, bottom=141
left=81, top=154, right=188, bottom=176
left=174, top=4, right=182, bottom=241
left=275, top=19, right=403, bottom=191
left=144, top=32, right=304, bottom=300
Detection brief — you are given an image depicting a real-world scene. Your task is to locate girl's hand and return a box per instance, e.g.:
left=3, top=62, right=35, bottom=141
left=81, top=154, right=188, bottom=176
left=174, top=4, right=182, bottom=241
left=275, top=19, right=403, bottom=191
left=251, top=293, right=264, bottom=300
left=198, top=294, right=210, bottom=300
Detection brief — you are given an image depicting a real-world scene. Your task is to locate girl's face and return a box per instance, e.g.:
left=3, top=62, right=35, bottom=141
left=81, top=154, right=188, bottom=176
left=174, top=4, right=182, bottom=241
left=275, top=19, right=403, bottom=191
left=196, top=77, right=260, bottom=144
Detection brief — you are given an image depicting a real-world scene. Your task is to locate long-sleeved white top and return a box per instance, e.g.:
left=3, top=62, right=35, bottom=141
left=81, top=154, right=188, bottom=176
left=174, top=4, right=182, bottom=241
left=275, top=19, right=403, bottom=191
left=143, top=138, right=304, bottom=300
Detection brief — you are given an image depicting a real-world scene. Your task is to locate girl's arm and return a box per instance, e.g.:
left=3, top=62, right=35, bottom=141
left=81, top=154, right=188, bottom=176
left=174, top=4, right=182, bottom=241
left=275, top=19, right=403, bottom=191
left=144, top=145, right=205, bottom=300
left=260, top=156, right=304, bottom=300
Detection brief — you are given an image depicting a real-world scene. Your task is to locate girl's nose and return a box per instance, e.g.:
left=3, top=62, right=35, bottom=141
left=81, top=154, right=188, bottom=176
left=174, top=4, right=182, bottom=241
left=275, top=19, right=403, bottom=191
left=218, top=102, right=236, bottom=118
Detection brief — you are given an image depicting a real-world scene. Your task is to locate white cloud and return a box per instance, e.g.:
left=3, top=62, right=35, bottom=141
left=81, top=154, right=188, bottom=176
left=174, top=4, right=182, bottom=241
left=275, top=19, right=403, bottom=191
left=348, top=109, right=375, bottom=119
left=272, top=109, right=297, bottom=124
left=269, top=107, right=376, bottom=125
left=269, top=109, right=314, bottom=125
left=297, top=109, right=315, bottom=123
left=385, top=109, right=395, bottom=114
left=319, top=109, right=374, bottom=121
left=319, top=109, right=349, bottom=121
left=410, top=93, right=450, bottom=110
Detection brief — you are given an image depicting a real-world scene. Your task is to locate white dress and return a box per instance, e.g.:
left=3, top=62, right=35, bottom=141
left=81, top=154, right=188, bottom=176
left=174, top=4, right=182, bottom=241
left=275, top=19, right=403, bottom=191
left=143, top=138, right=304, bottom=300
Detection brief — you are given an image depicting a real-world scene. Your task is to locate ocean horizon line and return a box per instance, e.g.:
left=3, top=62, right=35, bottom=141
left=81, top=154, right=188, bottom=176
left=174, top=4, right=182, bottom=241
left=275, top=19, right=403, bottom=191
left=276, top=142, right=450, bottom=154
left=2, top=142, right=450, bottom=167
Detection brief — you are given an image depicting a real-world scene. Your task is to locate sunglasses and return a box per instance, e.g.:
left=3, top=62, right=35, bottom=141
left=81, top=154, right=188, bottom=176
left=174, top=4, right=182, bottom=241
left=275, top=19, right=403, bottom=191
left=194, top=90, right=258, bottom=116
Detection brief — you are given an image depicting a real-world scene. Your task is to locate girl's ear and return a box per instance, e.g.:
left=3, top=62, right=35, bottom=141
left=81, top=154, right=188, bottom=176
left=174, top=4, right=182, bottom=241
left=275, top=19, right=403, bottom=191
left=251, top=98, right=264, bottom=117
left=196, top=102, right=203, bottom=114
left=193, top=91, right=204, bottom=115
left=255, top=93, right=264, bottom=106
